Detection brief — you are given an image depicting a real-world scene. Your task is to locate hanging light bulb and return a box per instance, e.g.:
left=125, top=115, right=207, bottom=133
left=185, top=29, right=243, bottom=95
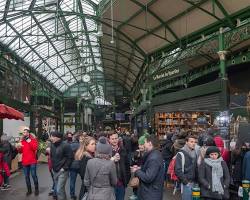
left=96, top=24, right=103, bottom=37
left=110, top=0, right=115, bottom=44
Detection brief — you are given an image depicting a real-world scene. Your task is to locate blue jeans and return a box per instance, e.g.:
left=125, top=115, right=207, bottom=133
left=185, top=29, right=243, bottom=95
left=115, top=185, right=125, bottom=200
left=69, top=168, right=78, bottom=197
left=54, top=170, right=68, bottom=200
left=23, top=164, right=39, bottom=188
left=182, top=183, right=193, bottom=200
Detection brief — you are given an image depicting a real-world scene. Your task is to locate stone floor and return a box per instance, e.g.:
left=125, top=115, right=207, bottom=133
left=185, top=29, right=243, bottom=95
left=0, top=163, right=180, bottom=200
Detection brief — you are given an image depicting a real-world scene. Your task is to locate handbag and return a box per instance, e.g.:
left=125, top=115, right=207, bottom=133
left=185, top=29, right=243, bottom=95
left=129, top=176, right=139, bottom=188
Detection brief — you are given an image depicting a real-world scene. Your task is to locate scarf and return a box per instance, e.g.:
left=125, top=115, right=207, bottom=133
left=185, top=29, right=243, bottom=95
left=204, top=157, right=224, bottom=195
left=182, top=144, right=197, bottom=160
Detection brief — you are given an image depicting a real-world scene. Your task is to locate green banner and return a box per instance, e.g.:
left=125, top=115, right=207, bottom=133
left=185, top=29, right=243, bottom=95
left=151, top=65, right=188, bottom=83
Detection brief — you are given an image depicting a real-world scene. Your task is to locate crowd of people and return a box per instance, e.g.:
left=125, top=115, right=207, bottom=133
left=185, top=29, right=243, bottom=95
left=0, top=127, right=250, bottom=200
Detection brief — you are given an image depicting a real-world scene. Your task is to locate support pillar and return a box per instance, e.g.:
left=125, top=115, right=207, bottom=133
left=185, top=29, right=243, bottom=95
left=60, top=101, right=64, bottom=133
left=30, top=110, right=35, bottom=134
left=217, top=27, right=229, bottom=111
left=217, top=28, right=230, bottom=140
left=75, top=98, right=81, bottom=131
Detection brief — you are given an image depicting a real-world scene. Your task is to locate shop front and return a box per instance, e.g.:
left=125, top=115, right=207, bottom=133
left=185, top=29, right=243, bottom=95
left=152, top=79, right=227, bottom=140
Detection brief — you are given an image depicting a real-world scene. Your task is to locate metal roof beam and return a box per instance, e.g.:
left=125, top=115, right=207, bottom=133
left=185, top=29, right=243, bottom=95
left=6, top=21, right=69, bottom=87
left=28, top=0, right=37, bottom=10
left=135, top=0, right=209, bottom=43
left=31, top=14, right=78, bottom=82
left=117, top=0, right=159, bottom=30
left=130, top=0, right=179, bottom=40
left=49, top=56, right=137, bottom=78
left=77, top=0, right=100, bottom=96
left=213, top=0, right=235, bottom=29
left=3, top=0, right=12, bottom=20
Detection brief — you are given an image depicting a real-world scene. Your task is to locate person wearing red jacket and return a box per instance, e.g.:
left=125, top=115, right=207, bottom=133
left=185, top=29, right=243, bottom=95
left=16, top=127, right=39, bottom=196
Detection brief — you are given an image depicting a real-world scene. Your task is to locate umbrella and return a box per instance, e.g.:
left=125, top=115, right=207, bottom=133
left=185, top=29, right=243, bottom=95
left=0, top=104, right=24, bottom=120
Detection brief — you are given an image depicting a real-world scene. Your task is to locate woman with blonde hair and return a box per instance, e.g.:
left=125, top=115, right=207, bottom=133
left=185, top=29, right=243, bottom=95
left=75, top=136, right=96, bottom=200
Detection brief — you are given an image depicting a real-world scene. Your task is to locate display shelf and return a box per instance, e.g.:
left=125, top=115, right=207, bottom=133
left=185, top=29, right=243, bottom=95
left=155, top=111, right=211, bottom=139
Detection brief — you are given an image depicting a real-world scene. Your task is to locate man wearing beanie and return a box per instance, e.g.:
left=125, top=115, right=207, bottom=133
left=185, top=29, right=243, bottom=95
left=131, top=134, right=165, bottom=200
left=50, top=131, right=73, bottom=200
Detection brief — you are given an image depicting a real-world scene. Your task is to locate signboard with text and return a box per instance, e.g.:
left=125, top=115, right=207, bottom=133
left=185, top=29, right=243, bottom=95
left=151, top=65, right=188, bottom=84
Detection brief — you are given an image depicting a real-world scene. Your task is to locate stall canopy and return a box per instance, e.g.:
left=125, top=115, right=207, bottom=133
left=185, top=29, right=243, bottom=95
left=0, top=104, right=24, bottom=121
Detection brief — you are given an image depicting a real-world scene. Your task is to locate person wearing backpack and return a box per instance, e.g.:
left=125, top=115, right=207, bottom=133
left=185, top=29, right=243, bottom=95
left=175, top=135, right=198, bottom=200
left=198, top=146, right=230, bottom=200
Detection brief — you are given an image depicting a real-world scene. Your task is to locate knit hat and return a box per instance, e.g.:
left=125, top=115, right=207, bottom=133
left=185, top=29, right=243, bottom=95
left=96, top=136, right=112, bottom=156
left=138, top=135, right=146, bottom=145
left=206, top=146, right=220, bottom=156
left=51, top=131, right=63, bottom=139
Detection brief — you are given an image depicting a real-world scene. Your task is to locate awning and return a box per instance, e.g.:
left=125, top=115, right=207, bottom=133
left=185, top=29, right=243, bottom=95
left=0, top=104, right=24, bottom=121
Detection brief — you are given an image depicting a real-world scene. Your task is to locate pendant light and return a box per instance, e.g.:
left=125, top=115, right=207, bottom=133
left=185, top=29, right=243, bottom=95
left=110, top=0, right=115, bottom=44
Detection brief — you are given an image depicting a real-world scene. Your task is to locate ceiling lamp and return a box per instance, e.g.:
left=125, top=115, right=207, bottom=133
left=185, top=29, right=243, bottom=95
left=96, top=24, right=103, bottom=37
left=110, top=0, right=115, bottom=44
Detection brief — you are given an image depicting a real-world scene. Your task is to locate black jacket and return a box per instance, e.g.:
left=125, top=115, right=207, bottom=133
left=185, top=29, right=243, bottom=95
left=51, top=140, right=74, bottom=172
left=175, top=149, right=197, bottom=184
left=135, top=149, right=165, bottom=200
left=198, top=160, right=230, bottom=199
left=112, top=146, right=131, bottom=186
left=79, top=155, right=92, bottom=180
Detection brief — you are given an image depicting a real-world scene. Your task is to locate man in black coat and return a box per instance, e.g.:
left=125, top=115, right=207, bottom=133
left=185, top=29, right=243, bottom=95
left=131, top=134, right=165, bottom=200
left=50, top=131, right=73, bottom=200
left=108, top=132, right=131, bottom=200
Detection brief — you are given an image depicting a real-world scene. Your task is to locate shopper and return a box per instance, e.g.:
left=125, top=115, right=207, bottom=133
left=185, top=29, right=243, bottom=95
left=69, top=134, right=80, bottom=200
left=0, top=134, right=17, bottom=190
left=108, top=132, right=130, bottom=200
left=0, top=144, right=10, bottom=190
left=175, top=135, right=198, bottom=200
left=213, top=134, right=230, bottom=165
left=131, top=134, right=165, bottom=200
left=198, top=146, right=230, bottom=200
left=242, top=148, right=250, bottom=181
left=76, top=136, right=96, bottom=200
left=16, top=127, right=39, bottom=196
left=50, top=131, right=74, bottom=200
left=84, top=136, right=117, bottom=200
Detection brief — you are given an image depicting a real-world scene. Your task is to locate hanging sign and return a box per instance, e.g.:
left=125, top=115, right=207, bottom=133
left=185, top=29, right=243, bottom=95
left=151, top=65, right=188, bottom=83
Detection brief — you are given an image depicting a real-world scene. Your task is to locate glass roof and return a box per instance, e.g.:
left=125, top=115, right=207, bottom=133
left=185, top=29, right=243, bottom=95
left=0, top=0, right=104, bottom=95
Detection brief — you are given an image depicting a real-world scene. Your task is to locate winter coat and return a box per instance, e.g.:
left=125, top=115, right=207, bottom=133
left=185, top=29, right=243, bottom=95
left=84, top=157, right=117, bottom=200
left=214, top=136, right=230, bottom=164
left=18, top=134, right=38, bottom=166
left=135, top=149, right=165, bottom=200
left=175, top=149, right=197, bottom=184
left=112, top=146, right=131, bottom=186
left=50, top=140, right=74, bottom=172
left=198, top=160, right=230, bottom=199
left=1, top=141, right=13, bottom=168
left=79, top=155, right=92, bottom=180
left=161, top=138, right=174, bottom=162
left=0, top=152, right=10, bottom=185
left=242, top=151, right=250, bottom=181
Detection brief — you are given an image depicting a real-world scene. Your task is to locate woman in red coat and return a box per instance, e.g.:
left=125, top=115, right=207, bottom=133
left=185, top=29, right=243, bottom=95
left=16, top=127, right=39, bottom=196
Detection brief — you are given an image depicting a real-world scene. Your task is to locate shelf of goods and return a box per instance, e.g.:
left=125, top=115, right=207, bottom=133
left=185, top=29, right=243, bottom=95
left=155, top=112, right=211, bottom=139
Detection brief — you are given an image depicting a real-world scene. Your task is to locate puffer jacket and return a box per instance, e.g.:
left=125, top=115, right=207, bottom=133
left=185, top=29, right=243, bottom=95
left=18, top=134, right=38, bottom=166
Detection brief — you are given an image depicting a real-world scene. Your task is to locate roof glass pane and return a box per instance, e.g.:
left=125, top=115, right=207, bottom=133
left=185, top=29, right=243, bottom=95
left=0, top=0, right=104, bottom=92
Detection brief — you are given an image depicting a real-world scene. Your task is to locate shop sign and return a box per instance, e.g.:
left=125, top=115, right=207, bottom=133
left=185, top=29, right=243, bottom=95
left=151, top=65, right=188, bottom=82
